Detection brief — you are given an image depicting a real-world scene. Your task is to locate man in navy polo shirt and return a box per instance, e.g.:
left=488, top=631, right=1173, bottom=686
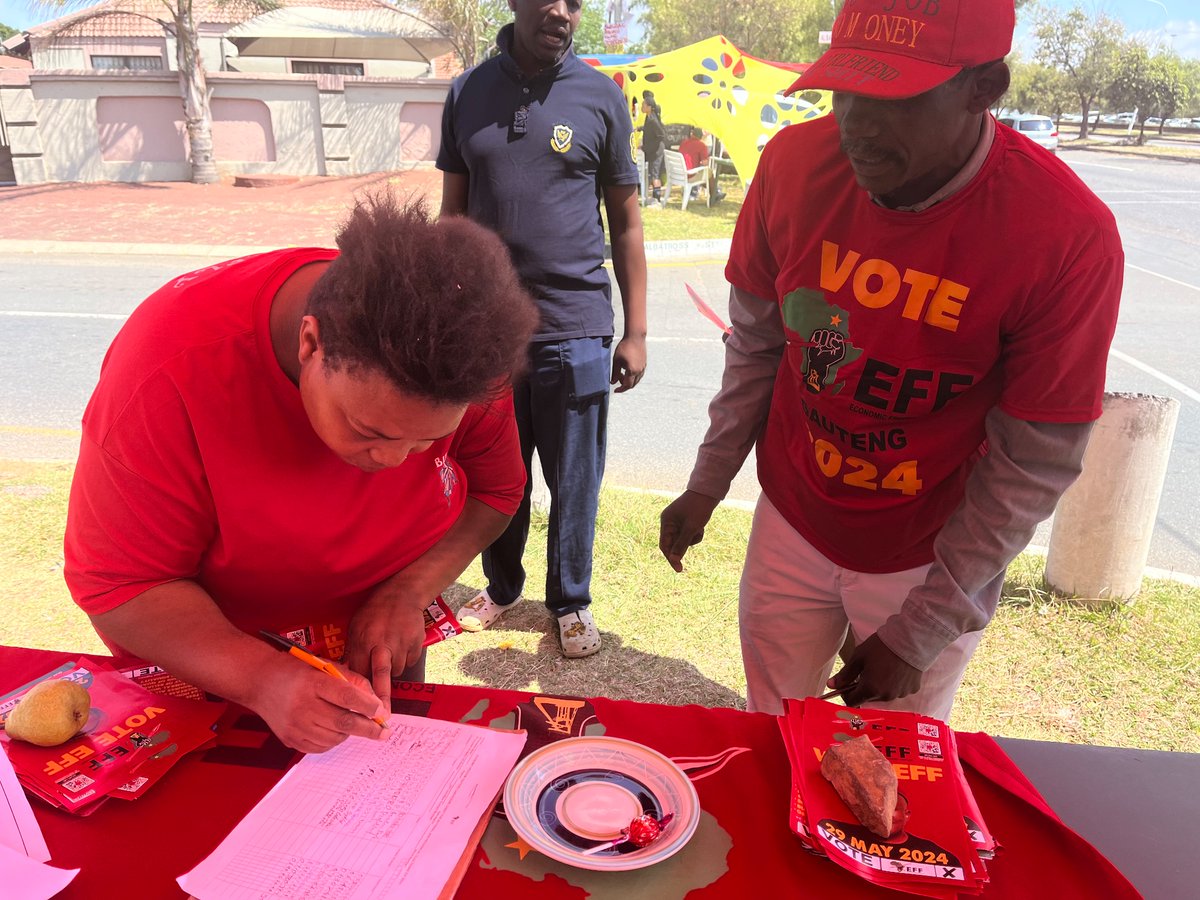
left=438, top=0, right=647, bottom=659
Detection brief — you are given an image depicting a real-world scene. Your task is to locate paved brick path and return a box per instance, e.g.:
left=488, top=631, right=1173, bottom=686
left=0, top=169, right=444, bottom=248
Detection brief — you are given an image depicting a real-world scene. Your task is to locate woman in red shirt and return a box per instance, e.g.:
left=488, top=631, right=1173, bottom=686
left=64, top=195, right=538, bottom=753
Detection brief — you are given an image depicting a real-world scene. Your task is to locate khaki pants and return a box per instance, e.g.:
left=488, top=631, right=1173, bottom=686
left=739, top=494, right=984, bottom=722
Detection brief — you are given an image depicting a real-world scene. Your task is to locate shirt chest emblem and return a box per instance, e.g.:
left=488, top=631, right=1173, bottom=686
left=434, top=454, right=458, bottom=506
left=551, top=123, right=574, bottom=153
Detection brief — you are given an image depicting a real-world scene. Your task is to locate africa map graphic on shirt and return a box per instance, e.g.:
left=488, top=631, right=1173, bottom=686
left=782, top=288, right=863, bottom=396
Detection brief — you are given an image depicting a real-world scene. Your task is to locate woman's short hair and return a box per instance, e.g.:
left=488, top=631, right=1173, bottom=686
left=307, top=193, right=538, bottom=406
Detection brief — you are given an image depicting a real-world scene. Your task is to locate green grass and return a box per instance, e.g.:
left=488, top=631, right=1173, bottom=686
left=3, top=462, right=1197, bottom=751
left=605, top=173, right=744, bottom=244
left=1057, top=124, right=1200, bottom=160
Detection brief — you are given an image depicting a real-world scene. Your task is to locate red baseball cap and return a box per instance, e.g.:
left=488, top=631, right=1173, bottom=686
left=788, top=0, right=1014, bottom=99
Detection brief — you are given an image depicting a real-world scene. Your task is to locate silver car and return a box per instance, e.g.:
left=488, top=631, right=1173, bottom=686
left=997, top=114, right=1059, bottom=154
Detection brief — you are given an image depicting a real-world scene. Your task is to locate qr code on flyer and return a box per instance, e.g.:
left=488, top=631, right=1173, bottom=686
left=917, top=722, right=940, bottom=738
left=58, top=772, right=95, bottom=793
left=118, top=777, right=149, bottom=793
left=917, top=739, right=944, bottom=760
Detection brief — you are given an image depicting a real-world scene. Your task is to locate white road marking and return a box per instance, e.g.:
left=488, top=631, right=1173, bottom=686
left=1110, top=348, right=1200, bottom=404
left=1064, top=159, right=1134, bottom=172
left=0, top=310, right=128, bottom=320
left=1104, top=199, right=1200, bottom=204
left=1126, top=262, right=1200, bottom=292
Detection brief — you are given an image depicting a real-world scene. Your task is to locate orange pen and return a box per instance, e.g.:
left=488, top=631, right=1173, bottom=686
left=259, top=630, right=388, bottom=729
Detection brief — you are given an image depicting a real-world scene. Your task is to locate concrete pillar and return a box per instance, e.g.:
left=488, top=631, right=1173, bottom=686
left=1045, top=392, right=1180, bottom=603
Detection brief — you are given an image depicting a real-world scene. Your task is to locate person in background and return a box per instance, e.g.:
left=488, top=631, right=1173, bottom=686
left=633, top=89, right=654, bottom=134
left=642, top=100, right=668, bottom=207
left=678, top=126, right=709, bottom=170
left=678, top=126, right=726, bottom=205
left=438, top=0, right=648, bottom=658
left=64, top=195, right=538, bottom=753
left=658, top=0, right=1122, bottom=721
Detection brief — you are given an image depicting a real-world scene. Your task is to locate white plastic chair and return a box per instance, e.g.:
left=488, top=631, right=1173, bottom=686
left=663, top=149, right=708, bottom=210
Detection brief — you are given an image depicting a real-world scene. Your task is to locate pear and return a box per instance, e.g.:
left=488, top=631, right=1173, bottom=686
left=4, top=679, right=92, bottom=747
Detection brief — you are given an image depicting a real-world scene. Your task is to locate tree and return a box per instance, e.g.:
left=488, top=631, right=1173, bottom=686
left=1183, top=60, right=1200, bottom=118
left=1106, top=40, right=1151, bottom=140
left=414, top=0, right=508, bottom=68
left=1147, top=53, right=1191, bottom=131
left=637, top=0, right=837, bottom=64
left=1106, top=42, right=1191, bottom=141
left=1005, top=56, right=1073, bottom=120
left=1032, top=3, right=1123, bottom=139
left=33, top=0, right=279, bottom=184
left=0, top=22, right=18, bottom=45
left=572, top=3, right=605, bottom=55
left=414, top=2, right=605, bottom=64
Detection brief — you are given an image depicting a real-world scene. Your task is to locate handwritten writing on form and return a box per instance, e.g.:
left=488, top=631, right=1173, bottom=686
left=178, top=715, right=526, bottom=900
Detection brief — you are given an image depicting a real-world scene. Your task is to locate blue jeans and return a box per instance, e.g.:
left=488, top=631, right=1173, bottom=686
left=483, top=337, right=610, bottom=615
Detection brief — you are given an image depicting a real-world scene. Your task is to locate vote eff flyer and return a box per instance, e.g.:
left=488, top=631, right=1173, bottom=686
left=780, top=697, right=997, bottom=898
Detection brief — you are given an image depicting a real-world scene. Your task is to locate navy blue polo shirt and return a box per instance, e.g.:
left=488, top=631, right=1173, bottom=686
left=437, top=25, right=638, bottom=341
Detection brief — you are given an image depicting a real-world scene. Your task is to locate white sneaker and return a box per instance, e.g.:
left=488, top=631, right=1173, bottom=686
left=557, top=610, right=602, bottom=659
left=458, top=590, right=518, bottom=633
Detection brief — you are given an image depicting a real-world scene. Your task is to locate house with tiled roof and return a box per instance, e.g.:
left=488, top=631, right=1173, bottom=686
left=0, top=0, right=469, bottom=185
left=6, top=0, right=460, bottom=79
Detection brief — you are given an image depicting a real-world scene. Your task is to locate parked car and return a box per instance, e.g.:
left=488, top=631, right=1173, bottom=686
left=1146, top=117, right=1162, bottom=128
left=997, top=114, right=1059, bottom=154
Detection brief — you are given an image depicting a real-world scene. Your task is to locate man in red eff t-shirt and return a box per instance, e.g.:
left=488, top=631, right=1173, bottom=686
left=64, top=196, right=537, bottom=753
left=659, top=0, right=1122, bottom=720
left=678, top=128, right=725, bottom=204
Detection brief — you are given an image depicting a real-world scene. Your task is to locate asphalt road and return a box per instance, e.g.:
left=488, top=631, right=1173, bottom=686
left=2, top=149, right=1198, bottom=574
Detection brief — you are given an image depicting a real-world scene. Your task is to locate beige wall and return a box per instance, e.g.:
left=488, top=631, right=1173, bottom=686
left=0, top=69, right=451, bottom=184
left=229, top=56, right=431, bottom=79
left=31, top=33, right=225, bottom=72
left=343, top=81, right=451, bottom=175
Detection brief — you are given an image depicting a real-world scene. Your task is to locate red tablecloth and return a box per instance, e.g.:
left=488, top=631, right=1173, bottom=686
left=2, top=647, right=1141, bottom=899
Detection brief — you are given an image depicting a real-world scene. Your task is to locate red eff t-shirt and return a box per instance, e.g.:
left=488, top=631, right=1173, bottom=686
left=727, top=116, right=1122, bottom=573
left=64, top=249, right=525, bottom=655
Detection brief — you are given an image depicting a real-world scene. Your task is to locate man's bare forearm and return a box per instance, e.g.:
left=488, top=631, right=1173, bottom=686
left=687, top=286, right=784, bottom=500
left=878, top=410, right=1093, bottom=670
left=372, top=498, right=512, bottom=610
left=605, top=185, right=648, bottom=340
left=89, top=581, right=283, bottom=707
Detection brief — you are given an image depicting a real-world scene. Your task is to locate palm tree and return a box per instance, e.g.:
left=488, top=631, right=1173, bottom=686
left=31, top=0, right=279, bottom=183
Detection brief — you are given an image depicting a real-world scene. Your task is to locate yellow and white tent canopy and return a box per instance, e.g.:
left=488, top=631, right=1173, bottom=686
left=597, top=35, right=831, bottom=186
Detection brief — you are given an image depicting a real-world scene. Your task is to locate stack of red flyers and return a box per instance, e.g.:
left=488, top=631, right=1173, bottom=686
left=277, top=596, right=464, bottom=661
left=780, top=697, right=997, bottom=898
left=0, top=658, right=225, bottom=816
left=421, top=595, right=464, bottom=646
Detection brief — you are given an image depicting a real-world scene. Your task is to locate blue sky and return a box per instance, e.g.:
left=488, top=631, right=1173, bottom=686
left=2, top=0, right=1197, bottom=60
left=1015, top=0, right=1200, bottom=61
left=0, top=0, right=39, bottom=32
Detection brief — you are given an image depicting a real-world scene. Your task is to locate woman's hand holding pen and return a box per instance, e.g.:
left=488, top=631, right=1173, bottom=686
left=249, top=653, right=389, bottom=754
